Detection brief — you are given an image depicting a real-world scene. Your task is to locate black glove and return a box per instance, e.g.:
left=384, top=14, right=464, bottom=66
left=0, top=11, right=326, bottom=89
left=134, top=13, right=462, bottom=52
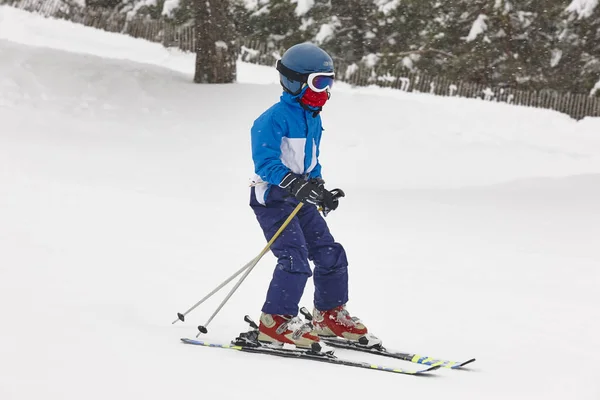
left=321, top=187, right=345, bottom=216
left=279, top=172, right=325, bottom=205
left=308, top=178, right=345, bottom=216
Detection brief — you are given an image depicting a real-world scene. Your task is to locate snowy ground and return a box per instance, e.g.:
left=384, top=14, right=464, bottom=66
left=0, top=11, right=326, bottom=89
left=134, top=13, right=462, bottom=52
left=1, top=6, right=600, bottom=400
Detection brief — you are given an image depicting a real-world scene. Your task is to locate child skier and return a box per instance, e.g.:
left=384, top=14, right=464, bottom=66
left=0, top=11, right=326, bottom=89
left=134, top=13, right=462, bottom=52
left=249, top=43, right=378, bottom=350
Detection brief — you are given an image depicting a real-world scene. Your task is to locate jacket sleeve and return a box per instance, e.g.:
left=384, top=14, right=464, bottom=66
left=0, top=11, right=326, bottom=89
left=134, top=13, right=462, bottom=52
left=251, top=112, right=289, bottom=185
left=308, top=152, right=322, bottom=179
left=308, top=126, right=323, bottom=179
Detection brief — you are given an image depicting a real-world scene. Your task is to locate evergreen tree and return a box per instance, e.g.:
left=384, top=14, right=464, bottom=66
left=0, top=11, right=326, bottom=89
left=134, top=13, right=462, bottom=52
left=246, top=0, right=307, bottom=49
left=375, top=0, right=452, bottom=72
left=315, top=0, right=378, bottom=63
left=162, top=0, right=195, bottom=25
left=439, top=0, right=566, bottom=90
left=303, top=0, right=333, bottom=46
left=563, top=0, right=600, bottom=93
left=230, top=0, right=253, bottom=38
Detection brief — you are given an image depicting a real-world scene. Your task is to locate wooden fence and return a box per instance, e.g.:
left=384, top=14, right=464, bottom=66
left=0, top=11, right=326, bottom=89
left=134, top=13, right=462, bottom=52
left=2, top=0, right=599, bottom=120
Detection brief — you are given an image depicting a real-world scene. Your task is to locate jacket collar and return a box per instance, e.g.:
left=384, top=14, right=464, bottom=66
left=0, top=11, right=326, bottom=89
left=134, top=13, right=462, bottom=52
left=280, top=90, right=321, bottom=116
left=280, top=91, right=303, bottom=109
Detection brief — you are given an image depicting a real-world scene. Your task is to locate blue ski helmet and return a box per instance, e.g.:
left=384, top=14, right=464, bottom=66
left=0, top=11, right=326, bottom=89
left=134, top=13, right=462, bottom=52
left=276, top=43, right=334, bottom=95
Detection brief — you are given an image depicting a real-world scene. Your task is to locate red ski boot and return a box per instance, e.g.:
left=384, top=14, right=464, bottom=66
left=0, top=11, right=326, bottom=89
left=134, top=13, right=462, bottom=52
left=312, top=305, right=381, bottom=346
left=258, top=313, right=321, bottom=350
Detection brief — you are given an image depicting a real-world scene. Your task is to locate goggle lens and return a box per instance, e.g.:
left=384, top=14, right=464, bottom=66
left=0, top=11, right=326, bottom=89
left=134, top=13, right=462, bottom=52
left=309, top=75, right=334, bottom=91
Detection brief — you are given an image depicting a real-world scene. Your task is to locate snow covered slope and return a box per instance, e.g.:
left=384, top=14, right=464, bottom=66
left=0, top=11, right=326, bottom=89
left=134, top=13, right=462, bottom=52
left=1, top=6, right=599, bottom=400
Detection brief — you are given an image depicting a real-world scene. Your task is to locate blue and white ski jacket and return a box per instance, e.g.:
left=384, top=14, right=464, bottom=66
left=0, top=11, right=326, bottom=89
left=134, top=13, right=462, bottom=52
left=251, top=91, right=323, bottom=205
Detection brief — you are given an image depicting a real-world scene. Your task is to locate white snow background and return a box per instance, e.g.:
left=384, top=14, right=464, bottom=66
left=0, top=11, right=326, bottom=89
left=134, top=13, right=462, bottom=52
left=1, top=6, right=600, bottom=400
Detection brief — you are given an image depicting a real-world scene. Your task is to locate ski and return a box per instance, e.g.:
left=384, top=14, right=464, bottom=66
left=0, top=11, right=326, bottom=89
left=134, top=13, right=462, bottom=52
left=180, top=337, right=440, bottom=376
left=298, top=307, right=475, bottom=369
left=319, top=336, right=476, bottom=369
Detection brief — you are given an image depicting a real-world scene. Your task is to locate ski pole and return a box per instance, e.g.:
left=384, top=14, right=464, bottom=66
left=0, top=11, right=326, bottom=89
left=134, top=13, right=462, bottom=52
left=196, top=202, right=304, bottom=335
left=172, top=258, right=255, bottom=324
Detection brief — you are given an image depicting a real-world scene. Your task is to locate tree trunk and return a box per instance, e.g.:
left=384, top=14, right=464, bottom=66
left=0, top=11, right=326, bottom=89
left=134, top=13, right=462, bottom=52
left=194, top=0, right=237, bottom=83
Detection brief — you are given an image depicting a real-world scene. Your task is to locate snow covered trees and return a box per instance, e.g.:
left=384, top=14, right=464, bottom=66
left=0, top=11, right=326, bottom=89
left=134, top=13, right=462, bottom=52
left=28, top=0, right=599, bottom=92
left=441, top=0, right=566, bottom=90
left=563, top=0, right=600, bottom=94
left=321, top=0, right=379, bottom=63
left=245, top=0, right=306, bottom=49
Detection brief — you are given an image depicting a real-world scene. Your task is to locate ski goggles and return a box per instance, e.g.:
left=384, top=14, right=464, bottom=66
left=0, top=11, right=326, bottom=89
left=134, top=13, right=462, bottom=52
left=306, top=72, right=335, bottom=93
left=276, top=60, right=335, bottom=93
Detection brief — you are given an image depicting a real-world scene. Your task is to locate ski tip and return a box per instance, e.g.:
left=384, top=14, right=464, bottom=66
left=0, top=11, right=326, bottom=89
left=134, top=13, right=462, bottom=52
left=417, top=364, right=442, bottom=374
left=453, top=358, right=477, bottom=369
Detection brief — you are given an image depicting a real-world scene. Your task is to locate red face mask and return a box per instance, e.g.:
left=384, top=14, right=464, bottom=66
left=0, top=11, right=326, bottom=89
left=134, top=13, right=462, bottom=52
left=300, top=88, right=330, bottom=108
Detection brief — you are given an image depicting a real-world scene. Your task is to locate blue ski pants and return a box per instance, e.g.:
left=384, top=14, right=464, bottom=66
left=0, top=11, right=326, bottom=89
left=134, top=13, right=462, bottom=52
left=250, top=186, right=349, bottom=316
